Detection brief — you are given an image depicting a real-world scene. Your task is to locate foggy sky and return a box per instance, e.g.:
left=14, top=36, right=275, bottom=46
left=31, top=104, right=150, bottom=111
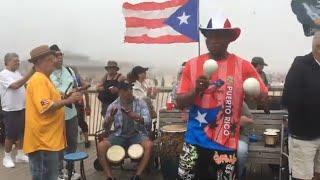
left=0, top=0, right=312, bottom=74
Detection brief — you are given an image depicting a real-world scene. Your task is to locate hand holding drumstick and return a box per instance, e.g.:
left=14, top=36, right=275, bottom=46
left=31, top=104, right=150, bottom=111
left=121, top=106, right=144, bottom=123
left=64, top=84, right=91, bottom=98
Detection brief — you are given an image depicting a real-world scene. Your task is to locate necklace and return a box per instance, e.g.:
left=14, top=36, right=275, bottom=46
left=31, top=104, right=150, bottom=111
left=55, top=69, right=63, bottom=87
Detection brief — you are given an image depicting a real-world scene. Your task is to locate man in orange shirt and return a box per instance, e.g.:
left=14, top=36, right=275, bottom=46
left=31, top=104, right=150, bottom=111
left=176, top=15, right=268, bottom=180
left=23, top=45, right=82, bottom=180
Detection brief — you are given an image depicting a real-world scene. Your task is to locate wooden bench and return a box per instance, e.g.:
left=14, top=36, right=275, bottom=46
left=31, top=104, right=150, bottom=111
left=158, top=109, right=186, bottom=128
left=247, top=110, right=288, bottom=180
left=247, top=110, right=287, bottom=165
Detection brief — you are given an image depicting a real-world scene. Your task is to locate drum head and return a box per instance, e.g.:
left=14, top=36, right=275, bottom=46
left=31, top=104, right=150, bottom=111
left=265, top=128, right=280, bottom=133
left=128, top=144, right=144, bottom=160
left=106, top=145, right=125, bottom=163
left=161, top=124, right=186, bottom=133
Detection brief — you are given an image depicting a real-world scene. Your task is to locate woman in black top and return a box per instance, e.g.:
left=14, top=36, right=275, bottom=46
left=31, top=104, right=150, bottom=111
left=97, top=61, right=125, bottom=117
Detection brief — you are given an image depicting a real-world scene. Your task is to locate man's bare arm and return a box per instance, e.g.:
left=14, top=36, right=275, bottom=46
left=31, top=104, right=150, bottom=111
left=46, top=99, right=73, bottom=113
left=176, top=75, right=209, bottom=109
left=176, top=89, right=197, bottom=109
left=45, top=92, right=82, bottom=114
left=9, top=68, right=34, bottom=89
left=104, top=108, right=118, bottom=131
left=104, top=116, right=115, bottom=132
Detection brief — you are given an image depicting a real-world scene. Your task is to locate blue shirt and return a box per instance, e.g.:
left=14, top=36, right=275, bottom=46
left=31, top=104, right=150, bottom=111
left=105, top=97, right=151, bottom=137
left=50, top=67, right=77, bottom=120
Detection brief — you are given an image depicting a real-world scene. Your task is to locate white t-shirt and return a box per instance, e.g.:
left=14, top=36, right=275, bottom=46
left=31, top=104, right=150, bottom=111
left=0, top=69, right=25, bottom=111
left=133, top=79, right=155, bottom=99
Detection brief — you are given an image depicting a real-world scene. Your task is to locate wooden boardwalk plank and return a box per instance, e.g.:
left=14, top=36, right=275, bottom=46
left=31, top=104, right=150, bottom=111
left=0, top=143, right=163, bottom=180
left=0, top=143, right=285, bottom=180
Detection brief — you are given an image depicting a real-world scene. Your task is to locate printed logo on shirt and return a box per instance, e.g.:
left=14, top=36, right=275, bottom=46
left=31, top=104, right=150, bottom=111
left=226, top=76, right=234, bottom=86
left=212, top=151, right=237, bottom=165
left=40, top=99, right=49, bottom=106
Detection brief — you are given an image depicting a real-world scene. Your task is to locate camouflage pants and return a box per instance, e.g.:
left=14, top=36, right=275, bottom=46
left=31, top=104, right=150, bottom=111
left=178, top=143, right=238, bottom=180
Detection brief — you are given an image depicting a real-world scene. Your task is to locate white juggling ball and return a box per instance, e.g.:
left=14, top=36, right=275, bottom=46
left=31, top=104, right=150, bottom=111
left=203, top=59, right=218, bottom=77
left=243, top=78, right=260, bottom=96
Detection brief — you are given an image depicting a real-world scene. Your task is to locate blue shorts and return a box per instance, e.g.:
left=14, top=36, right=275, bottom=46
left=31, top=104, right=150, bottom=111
left=108, top=134, right=148, bottom=148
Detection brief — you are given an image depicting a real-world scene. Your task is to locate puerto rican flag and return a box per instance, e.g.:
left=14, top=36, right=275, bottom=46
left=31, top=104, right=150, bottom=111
left=123, top=0, right=199, bottom=44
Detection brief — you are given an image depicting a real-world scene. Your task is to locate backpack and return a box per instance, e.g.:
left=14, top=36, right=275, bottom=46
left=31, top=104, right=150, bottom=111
left=65, top=67, right=79, bottom=88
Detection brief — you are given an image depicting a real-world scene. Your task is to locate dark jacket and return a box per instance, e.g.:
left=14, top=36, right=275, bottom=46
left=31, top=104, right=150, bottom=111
left=282, top=53, right=320, bottom=139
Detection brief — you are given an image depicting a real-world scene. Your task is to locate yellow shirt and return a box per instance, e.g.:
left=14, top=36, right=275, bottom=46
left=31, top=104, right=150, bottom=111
left=23, top=72, right=65, bottom=154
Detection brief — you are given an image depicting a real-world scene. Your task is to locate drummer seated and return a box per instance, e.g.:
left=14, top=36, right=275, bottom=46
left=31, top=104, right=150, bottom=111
left=97, top=81, right=153, bottom=180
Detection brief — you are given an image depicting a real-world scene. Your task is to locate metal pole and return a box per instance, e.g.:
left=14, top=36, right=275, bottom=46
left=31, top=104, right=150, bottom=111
left=197, top=0, right=201, bottom=56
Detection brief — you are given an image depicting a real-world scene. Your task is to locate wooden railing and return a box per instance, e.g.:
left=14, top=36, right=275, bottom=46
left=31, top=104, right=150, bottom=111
left=85, top=88, right=172, bottom=136
left=85, top=91, right=104, bottom=136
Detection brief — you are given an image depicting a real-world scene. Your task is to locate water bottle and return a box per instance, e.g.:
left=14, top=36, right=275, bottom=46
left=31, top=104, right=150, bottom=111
left=249, top=128, right=258, bottom=142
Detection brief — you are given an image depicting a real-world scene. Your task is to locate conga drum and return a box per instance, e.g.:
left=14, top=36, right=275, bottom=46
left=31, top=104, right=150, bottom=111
left=160, top=124, right=186, bottom=180
left=106, top=145, right=125, bottom=165
left=128, top=144, right=144, bottom=161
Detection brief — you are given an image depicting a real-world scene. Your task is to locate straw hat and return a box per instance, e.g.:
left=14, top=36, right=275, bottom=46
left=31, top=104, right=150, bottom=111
left=104, top=61, right=120, bottom=71
left=28, top=45, right=55, bottom=63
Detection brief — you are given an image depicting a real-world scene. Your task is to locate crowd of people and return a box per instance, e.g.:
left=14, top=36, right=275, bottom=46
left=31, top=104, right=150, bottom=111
left=0, top=14, right=319, bottom=180
left=0, top=43, right=159, bottom=180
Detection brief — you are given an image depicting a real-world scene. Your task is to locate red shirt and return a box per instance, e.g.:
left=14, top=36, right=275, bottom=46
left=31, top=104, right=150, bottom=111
left=178, top=53, right=267, bottom=107
left=178, top=53, right=268, bottom=150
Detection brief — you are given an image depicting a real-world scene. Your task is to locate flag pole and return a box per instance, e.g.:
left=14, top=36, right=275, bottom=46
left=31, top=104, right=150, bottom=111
left=197, top=0, right=200, bottom=56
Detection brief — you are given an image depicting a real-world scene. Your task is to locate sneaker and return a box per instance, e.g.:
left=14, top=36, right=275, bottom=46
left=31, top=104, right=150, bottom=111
left=57, top=170, right=65, bottom=180
left=3, top=156, right=15, bottom=168
left=57, top=174, right=65, bottom=180
left=64, top=171, right=81, bottom=180
left=71, top=172, right=81, bottom=180
left=131, top=175, right=141, bottom=180
left=15, top=154, right=29, bottom=163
